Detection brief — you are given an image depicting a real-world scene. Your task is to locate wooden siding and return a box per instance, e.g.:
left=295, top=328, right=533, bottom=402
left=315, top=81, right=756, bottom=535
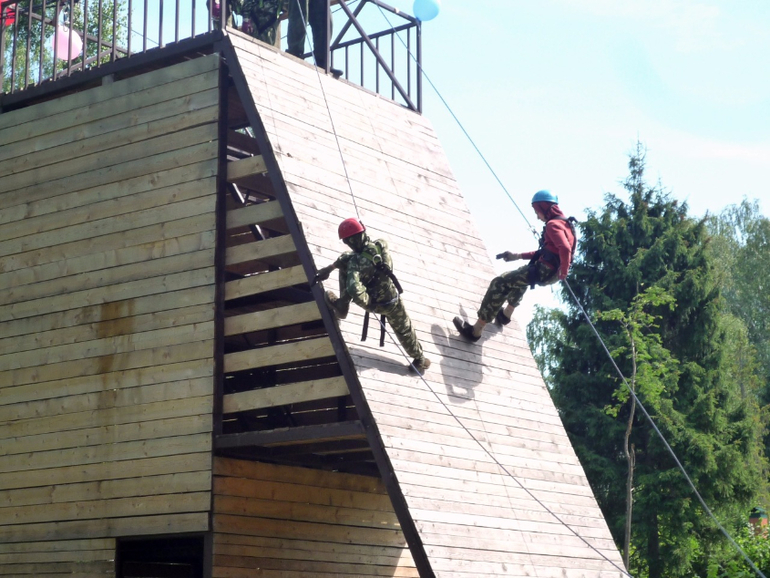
left=0, top=55, right=221, bottom=573
left=212, top=457, right=417, bottom=577
left=227, top=33, right=626, bottom=577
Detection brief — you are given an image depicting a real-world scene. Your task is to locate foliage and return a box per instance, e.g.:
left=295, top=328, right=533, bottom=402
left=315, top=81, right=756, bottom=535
left=528, top=142, right=767, bottom=577
left=707, top=199, right=770, bottom=401
left=3, top=0, right=127, bottom=93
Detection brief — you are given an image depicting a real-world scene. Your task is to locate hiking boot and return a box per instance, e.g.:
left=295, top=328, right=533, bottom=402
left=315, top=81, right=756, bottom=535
left=409, top=357, right=431, bottom=375
left=495, top=308, right=511, bottom=326
left=453, top=316, right=480, bottom=343
left=325, top=290, right=349, bottom=320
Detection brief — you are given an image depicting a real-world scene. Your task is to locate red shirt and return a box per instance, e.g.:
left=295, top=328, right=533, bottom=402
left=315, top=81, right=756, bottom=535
left=520, top=206, right=575, bottom=279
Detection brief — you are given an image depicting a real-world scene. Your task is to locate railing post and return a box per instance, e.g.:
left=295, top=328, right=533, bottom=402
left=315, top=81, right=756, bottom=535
left=324, top=0, right=330, bottom=74
left=416, top=19, right=422, bottom=113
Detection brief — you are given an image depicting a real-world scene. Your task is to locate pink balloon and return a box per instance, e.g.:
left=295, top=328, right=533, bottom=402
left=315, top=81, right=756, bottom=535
left=52, top=25, right=83, bottom=60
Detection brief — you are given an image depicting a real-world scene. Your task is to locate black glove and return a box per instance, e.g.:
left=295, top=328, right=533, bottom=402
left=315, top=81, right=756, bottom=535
left=496, top=251, right=521, bottom=262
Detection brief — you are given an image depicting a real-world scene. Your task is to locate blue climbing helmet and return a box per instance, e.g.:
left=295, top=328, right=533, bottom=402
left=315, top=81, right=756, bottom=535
left=532, top=190, right=558, bottom=204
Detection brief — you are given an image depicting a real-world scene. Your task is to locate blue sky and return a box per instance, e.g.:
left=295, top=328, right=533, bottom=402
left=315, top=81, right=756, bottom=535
left=374, top=0, right=770, bottom=324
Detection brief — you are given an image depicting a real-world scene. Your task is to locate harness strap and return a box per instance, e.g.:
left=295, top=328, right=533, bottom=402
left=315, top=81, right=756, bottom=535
left=361, top=311, right=388, bottom=347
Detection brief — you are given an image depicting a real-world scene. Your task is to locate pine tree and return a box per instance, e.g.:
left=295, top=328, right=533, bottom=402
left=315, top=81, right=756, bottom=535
left=528, top=144, right=766, bottom=577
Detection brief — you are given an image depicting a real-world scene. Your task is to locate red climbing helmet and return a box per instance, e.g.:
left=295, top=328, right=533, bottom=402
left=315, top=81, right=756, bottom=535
left=338, top=218, right=365, bottom=240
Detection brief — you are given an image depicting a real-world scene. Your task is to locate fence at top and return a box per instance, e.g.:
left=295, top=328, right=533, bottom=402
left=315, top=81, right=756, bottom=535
left=0, top=0, right=422, bottom=111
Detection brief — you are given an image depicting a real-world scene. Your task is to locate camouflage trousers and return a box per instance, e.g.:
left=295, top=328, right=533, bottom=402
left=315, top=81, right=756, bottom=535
left=376, top=296, right=423, bottom=361
left=477, top=261, right=558, bottom=323
left=334, top=272, right=423, bottom=360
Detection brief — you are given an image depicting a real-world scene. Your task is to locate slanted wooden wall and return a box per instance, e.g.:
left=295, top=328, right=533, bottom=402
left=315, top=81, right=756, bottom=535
left=227, top=34, right=626, bottom=576
left=0, top=55, right=221, bottom=574
left=212, top=457, right=417, bottom=577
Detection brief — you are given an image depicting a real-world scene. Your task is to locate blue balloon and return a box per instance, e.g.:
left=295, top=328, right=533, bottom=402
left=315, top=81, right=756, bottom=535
left=413, top=0, right=440, bottom=21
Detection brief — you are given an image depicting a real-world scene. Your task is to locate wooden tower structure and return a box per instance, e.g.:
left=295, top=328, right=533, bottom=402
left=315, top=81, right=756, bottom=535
left=0, top=22, right=626, bottom=578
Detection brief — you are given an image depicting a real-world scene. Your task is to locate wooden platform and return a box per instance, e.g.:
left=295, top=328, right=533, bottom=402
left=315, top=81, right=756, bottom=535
left=224, top=31, right=626, bottom=578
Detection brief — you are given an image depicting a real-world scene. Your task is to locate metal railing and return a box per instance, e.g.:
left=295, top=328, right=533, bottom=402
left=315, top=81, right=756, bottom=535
left=1, top=0, right=421, bottom=111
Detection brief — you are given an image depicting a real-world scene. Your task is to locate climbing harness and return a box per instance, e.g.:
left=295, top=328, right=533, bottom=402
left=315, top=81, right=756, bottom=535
left=527, top=215, right=578, bottom=288
left=358, top=241, right=403, bottom=347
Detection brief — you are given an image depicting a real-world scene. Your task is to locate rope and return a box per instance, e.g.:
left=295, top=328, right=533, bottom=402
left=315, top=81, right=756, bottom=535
left=561, top=280, right=767, bottom=578
left=363, top=5, right=767, bottom=578
left=291, top=3, right=631, bottom=574
left=291, top=0, right=361, bottom=220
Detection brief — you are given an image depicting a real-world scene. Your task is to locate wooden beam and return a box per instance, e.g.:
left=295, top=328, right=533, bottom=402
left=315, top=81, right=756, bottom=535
left=224, top=337, right=335, bottom=373
left=223, top=376, right=349, bottom=413
left=225, top=234, right=296, bottom=267
left=225, top=266, right=307, bottom=301
left=227, top=155, right=267, bottom=182
left=226, top=201, right=283, bottom=230
left=224, top=301, right=321, bottom=336
left=214, top=421, right=365, bottom=449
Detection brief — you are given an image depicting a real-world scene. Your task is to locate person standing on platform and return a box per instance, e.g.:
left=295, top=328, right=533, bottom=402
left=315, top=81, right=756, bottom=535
left=315, top=218, right=431, bottom=375
left=287, top=0, right=342, bottom=76
left=239, top=0, right=284, bottom=46
left=454, top=190, right=576, bottom=342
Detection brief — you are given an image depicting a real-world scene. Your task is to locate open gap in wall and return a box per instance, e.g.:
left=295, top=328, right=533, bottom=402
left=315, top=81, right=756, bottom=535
left=117, top=535, right=204, bottom=578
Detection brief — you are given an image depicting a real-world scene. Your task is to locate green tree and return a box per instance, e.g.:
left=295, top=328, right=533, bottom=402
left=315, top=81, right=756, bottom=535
left=707, top=199, right=770, bottom=396
left=596, top=286, right=679, bottom=569
left=3, top=0, right=127, bottom=93
left=528, top=143, right=766, bottom=577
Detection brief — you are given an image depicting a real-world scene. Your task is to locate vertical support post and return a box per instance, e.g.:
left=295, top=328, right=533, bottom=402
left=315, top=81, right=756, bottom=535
left=213, top=60, right=229, bottom=441
left=416, top=19, right=422, bottom=113
left=323, top=0, right=330, bottom=74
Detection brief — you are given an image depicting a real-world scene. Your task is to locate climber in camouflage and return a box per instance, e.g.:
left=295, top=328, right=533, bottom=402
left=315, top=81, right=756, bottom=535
left=315, top=218, right=431, bottom=375
left=454, top=190, right=576, bottom=343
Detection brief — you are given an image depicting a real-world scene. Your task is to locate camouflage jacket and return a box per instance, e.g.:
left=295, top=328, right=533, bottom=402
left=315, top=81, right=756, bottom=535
left=345, top=239, right=398, bottom=311
left=236, top=0, right=283, bottom=20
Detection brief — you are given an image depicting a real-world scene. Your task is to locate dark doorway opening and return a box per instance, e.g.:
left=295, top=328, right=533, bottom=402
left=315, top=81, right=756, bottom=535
left=117, top=536, right=205, bottom=578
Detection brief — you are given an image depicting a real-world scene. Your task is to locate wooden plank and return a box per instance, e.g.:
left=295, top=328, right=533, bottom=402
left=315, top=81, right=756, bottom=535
left=0, top=453, right=211, bottom=492
left=0, top=188, right=216, bottom=259
left=0, top=491, right=210, bottom=526
left=0, top=175, right=215, bottom=252
left=0, top=538, right=113, bottom=555
left=2, top=415, right=211, bottom=462
left=0, top=122, right=218, bottom=194
left=1, top=232, right=216, bottom=306
left=0, top=85, right=220, bottom=167
left=0, top=103, right=219, bottom=180
left=0, top=376, right=213, bottom=428
left=1, top=339, right=214, bottom=388
left=0, top=265, right=215, bottom=325
left=0, top=512, right=209, bottom=543
left=224, top=337, right=334, bottom=373
left=0, top=303, right=214, bottom=357
left=227, top=155, right=268, bottom=182
left=215, top=421, right=364, bottom=449
left=0, top=397, right=213, bottom=444
left=213, top=514, right=406, bottom=547
left=213, top=533, right=412, bottom=565
left=0, top=471, right=211, bottom=509
left=225, top=234, right=296, bottom=266
left=214, top=458, right=384, bottom=494
left=0, top=55, right=219, bottom=132
left=223, top=376, right=348, bottom=413
left=225, top=266, right=307, bottom=300
left=226, top=201, right=283, bottom=230
left=224, top=301, right=320, bottom=336
left=0, top=156, right=217, bottom=226
left=214, top=477, right=392, bottom=513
